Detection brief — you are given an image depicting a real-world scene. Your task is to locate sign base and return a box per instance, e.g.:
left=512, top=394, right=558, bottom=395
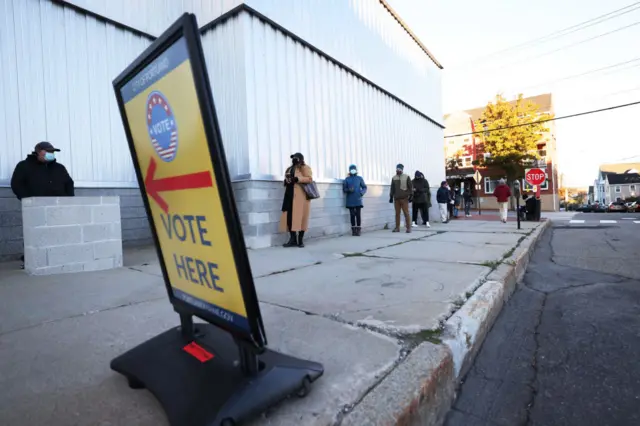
left=110, top=323, right=324, bottom=426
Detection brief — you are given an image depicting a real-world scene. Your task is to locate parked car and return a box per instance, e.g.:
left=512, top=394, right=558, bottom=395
left=627, top=202, right=638, bottom=213
left=608, top=202, right=627, bottom=212
left=593, top=204, right=607, bottom=213
left=576, top=204, right=592, bottom=212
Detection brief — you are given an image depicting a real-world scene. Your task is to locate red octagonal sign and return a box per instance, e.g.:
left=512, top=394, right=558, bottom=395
left=525, top=168, right=546, bottom=186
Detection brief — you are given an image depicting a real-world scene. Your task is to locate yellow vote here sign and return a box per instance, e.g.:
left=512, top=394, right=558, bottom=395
left=114, top=21, right=264, bottom=344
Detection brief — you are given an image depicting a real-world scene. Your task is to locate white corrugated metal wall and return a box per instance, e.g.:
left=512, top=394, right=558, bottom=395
left=59, top=0, right=243, bottom=36
left=244, top=0, right=442, bottom=122
left=238, top=11, right=443, bottom=185
left=0, top=0, right=151, bottom=186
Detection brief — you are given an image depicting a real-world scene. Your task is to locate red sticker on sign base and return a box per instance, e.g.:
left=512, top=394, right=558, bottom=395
left=183, top=342, right=214, bottom=363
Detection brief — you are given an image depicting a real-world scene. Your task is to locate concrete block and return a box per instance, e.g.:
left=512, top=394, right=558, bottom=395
left=82, top=223, right=121, bottom=243
left=94, top=240, right=123, bottom=260
left=46, top=205, right=93, bottom=226
left=24, top=225, right=82, bottom=248
left=56, top=196, right=102, bottom=205
left=122, top=218, right=149, bottom=230
left=0, top=210, right=22, bottom=226
left=92, top=205, right=121, bottom=223
left=119, top=195, right=144, bottom=208
left=21, top=197, right=58, bottom=207
left=0, top=225, right=25, bottom=241
left=120, top=206, right=147, bottom=219
left=22, top=206, right=46, bottom=227
left=47, top=244, right=95, bottom=267
left=0, top=196, right=21, bottom=212
left=248, top=212, right=270, bottom=225
left=122, top=228, right=152, bottom=243
left=0, top=239, right=23, bottom=259
left=83, top=258, right=115, bottom=271
left=100, top=196, right=120, bottom=205
left=245, top=235, right=272, bottom=249
left=24, top=246, right=47, bottom=268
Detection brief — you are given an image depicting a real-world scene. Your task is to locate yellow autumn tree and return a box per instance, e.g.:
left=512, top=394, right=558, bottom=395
left=473, top=94, right=553, bottom=183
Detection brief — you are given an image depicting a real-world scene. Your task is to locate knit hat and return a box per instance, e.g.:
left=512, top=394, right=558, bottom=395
left=414, top=170, right=423, bottom=178
left=349, top=164, right=357, bottom=171
left=441, top=180, right=447, bottom=186
left=291, top=152, right=304, bottom=161
left=396, top=164, right=404, bottom=170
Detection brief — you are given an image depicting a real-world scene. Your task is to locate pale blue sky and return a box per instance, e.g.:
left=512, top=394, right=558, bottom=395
left=389, top=0, right=640, bottom=186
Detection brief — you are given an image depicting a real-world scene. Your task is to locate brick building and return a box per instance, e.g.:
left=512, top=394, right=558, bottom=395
left=443, top=93, right=559, bottom=211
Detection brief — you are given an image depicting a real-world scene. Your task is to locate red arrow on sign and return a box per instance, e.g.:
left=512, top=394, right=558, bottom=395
left=145, top=158, right=213, bottom=213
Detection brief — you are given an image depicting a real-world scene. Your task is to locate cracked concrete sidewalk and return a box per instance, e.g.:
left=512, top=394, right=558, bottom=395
left=0, top=219, right=543, bottom=426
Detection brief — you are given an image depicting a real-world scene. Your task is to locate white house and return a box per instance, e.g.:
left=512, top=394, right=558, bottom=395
left=0, top=0, right=444, bottom=259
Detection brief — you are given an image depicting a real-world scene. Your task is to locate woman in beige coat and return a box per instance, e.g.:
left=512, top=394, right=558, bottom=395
left=280, top=152, right=313, bottom=247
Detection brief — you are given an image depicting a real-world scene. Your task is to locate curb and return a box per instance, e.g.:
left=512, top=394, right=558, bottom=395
left=339, top=220, right=551, bottom=426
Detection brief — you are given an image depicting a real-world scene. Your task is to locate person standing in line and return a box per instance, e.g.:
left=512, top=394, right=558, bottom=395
left=411, top=170, right=431, bottom=228
left=280, top=152, right=313, bottom=247
left=436, top=181, right=450, bottom=223
left=452, top=186, right=462, bottom=218
left=389, top=164, right=413, bottom=233
left=446, top=183, right=455, bottom=220
left=11, top=141, right=75, bottom=200
left=343, top=164, right=367, bottom=236
left=493, top=178, right=512, bottom=223
left=463, top=187, right=474, bottom=217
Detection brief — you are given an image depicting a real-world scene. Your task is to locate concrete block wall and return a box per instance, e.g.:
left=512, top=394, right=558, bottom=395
left=233, top=180, right=442, bottom=249
left=22, top=197, right=124, bottom=275
left=0, top=188, right=152, bottom=261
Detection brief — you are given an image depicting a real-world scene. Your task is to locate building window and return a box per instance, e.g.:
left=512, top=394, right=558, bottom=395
left=630, top=184, right=636, bottom=192
left=463, top=156, right=472, bottom=167
left=484, top=178, right=502, bottom=194
left=615, top=186, right=621, bottom=193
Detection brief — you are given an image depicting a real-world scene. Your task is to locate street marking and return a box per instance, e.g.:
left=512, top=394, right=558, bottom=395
left=621, top=218, right=635, bottom=220
left=569, top=220, right=585, bottom=224
left=635, top=221, right=640, bottom=224
left=600, top=220, right=617, bottom=224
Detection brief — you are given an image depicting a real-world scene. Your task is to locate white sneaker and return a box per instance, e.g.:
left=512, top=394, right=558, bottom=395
left=412, top=222, right=418, bottom=228
left=426, top=222, right=431, bottom=228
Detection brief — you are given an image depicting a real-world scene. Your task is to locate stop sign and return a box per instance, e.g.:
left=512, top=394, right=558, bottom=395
left=525, top=168, right=546, bottom=186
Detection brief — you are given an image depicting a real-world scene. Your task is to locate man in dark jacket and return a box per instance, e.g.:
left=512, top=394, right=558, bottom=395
left=411, top=171, right=431, bottom=228
left=436, top=180, right=451, bottom=223
left=11, top=142, right=75, bottom=200
left=389, top=164, right=413, bottom=233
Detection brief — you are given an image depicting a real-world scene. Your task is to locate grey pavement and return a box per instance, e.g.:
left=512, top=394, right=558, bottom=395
left=0, top=219, right=543, bottom=426
left=445, top=220, right=640, bottom=426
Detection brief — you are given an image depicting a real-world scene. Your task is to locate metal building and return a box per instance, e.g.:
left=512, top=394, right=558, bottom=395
left=0, top=0, right=444, bottom=257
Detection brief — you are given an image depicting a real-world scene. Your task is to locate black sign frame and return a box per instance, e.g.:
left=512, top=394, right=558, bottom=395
left=112, top=13, right=267, bottom=349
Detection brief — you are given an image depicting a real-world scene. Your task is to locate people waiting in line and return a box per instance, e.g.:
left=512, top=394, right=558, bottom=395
left=463, top=188, right=474, bottom=217
left=389, top=164, right=413, bottom=233
left=280, top=152, right=313, bottom=248
left=493, top=178, right=512, bottom=223
left=411, top=170, right=431, bottom=228
left=437, top=181, right=451, bottom=223
left=452, top=186, right=462, bottom=218
left=343, top=164, right=367, bottom=236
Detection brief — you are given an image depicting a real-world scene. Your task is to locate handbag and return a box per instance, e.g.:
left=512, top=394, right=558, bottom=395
left=302, top=181, right=320, bottom=200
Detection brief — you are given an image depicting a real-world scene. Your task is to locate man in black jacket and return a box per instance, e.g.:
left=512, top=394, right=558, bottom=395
left=436, top=181, right=451, bottom=223
left=11, top=141, right=74, bottom=200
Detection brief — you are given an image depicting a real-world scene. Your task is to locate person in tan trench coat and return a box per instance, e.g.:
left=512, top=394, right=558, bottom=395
left=279, top=152, right=313, bottom=248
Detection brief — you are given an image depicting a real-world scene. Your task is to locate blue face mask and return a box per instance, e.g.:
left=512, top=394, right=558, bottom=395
left=349, top=169, right=357, bottom=175
left=44, top=152, right=55, bottom=162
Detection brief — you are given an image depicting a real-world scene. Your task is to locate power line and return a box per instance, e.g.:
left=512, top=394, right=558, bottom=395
left=453, top=2, right=640, bottom=67
left=520, top=56, right=640, bottom=91
left=490, top=21, right=640, bottom=71
left=444, top=100, right=640, bottom=138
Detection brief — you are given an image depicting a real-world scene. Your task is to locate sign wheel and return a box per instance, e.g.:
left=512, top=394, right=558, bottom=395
left=296, top=376, right=312, bottom=398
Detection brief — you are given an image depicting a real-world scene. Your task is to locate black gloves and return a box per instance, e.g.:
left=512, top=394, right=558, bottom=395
left=389, top=196, right=393, bottom=203
left=293, top=177, right=299, bottom=183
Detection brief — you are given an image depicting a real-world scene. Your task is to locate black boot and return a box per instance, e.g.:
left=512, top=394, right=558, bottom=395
left=356, top=227, right=361, bottom=236
left=283, top=231, right=297, bottom=247
left=351, top=226, right=356, bottom=236
left=297, top=231, right=305, bottom=248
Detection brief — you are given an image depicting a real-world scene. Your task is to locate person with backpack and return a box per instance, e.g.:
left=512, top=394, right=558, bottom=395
left=343, top=164, right=367, bottom=236
left=411, top=170, right=431, bottom=228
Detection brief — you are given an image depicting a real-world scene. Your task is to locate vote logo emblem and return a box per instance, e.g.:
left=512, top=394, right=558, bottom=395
left=147, top=91, right=178, bottom=162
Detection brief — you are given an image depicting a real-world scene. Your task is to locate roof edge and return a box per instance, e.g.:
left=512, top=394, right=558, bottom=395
left=378, top=0, right=443, bottom=69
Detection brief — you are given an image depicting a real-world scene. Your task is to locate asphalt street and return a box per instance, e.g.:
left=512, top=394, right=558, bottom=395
left=445, top=220, right=640, bottom=426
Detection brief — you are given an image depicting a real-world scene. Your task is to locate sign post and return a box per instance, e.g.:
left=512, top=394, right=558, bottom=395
left=110, top=14, right=323, bottom=426
left=474, top=170, right=483, bottom=216
left=514, top=180, right=521, bottom=229
left=526, top=168, right=545, bottom=222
